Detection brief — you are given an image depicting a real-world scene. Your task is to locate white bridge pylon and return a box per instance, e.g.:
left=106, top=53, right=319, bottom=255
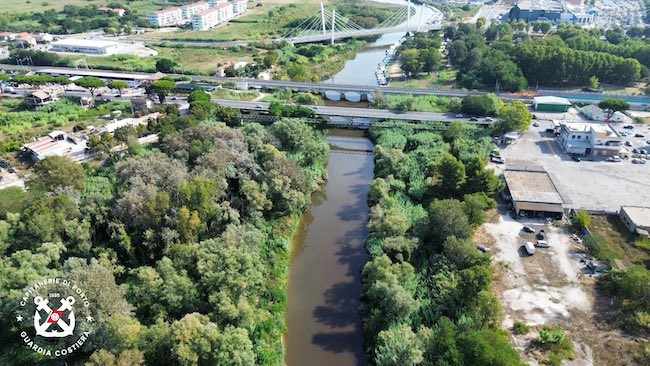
left=283, top=1, right=421, bottom=44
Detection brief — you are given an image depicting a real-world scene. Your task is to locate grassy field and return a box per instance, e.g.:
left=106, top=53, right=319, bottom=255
left=586, top=215, right=650, bottom=265
left=64, top=45, right=253, bottom=74
left=212, top=89, right=260, bottom=101
left=1, top=0, right=168, bottom=14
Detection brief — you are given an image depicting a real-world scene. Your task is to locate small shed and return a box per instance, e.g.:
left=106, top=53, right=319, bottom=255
left=533, top=96, right=571, bottom=112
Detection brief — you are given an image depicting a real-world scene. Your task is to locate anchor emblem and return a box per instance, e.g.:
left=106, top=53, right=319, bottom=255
left=33, top=296, right=76, bottom=338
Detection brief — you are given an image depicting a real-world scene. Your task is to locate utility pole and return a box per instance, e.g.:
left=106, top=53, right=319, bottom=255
left=320, top=2, right=326, bottom=35
left=407, top=0, right=410, bottom=27
left=331, top=9, right=336, bottom=45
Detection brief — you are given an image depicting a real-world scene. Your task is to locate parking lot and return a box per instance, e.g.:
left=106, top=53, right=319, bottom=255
left=497, top=120, right=650, bottom=212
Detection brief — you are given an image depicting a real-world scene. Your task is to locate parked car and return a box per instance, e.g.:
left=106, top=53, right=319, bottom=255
left=632, top=158, right=647, bottom=164
left=545, top=128, right=555, bottom=133
left=255, top=104, right=263, bottom=109
left=485, top=117, right=494, bottom=122
left=310, top=106, right=319, bottom=110
left=477, top=246, right=490, bottom=253
left=536, top=230, right=545, bottom=240
left=625, top=141, right=633, bottom=147
left=535, top=240, right=550, bottom=248
left=455, top=114, right=463, bottom=118
left=635, top=133, right=645, bottom=138
left=623, top=124, right=634, bottom=129
left=524, top=242, right=536, bottom=255
left=571, top=155, right=581, bottom=162
left=633, top=148, right=641, bottom=154
left=469, top=117, right=479, bottom=121
left=606, top=155, right=622, bottom=162
left=533, top=121, right=540, bottom=127
left=523, top=226, right=535, bottom=233
left=641, top=149, right=648, bottom=155
left=491, top=156, right=505, bottom=164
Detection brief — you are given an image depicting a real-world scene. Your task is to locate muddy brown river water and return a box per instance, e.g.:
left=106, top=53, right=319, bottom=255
left=284, top=131, right=373, bottom=366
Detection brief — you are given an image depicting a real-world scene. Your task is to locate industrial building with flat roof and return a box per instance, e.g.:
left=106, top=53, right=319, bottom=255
left=49, top=39, right=119, bottom=55
left=509, top=0, right=595, bottom=25
left=503, top=163, right=565, bottom=217
left=619, top=206, right=650, bottom=236
left=558, top=122, right=622, bottom=157
left=533, top=96, right=572, bottom=112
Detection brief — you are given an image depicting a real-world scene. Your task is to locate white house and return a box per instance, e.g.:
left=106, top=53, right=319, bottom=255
left=181, top=1, right=210, bottom=21
left=148, top=7, right=184, bottom=27
left=192, top=8, right=221, bottom=30
left=232, top=0, right=247, bottom=14
left=580, top=104, right=631, bottom=123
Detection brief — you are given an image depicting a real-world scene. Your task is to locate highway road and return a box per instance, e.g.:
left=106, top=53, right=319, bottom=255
left=212, top=99, right=489, bottom=124
left=3, top=64, right=650, bottom=107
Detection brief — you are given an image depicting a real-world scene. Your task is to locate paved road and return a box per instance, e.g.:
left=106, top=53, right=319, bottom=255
left=3, top=64, right=650, bottom=107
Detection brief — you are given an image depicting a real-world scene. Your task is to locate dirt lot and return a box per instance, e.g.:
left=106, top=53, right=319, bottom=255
left=498, top=120, right=650, bottom=212
left=476, top=209, right=645, bottom=366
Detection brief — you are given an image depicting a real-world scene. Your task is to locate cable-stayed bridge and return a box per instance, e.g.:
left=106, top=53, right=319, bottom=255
left=282, top=1, right=443, bottom=44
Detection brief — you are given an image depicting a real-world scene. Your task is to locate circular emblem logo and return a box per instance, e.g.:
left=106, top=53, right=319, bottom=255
left=16, top=277, right=94, bottom=358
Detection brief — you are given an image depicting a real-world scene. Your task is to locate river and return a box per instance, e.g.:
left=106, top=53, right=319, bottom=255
left=284, top=131, right=374, bottom=366
left=325, top=0, right=439, bottom=86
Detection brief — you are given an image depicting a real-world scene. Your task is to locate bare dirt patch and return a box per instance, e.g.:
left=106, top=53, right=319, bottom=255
left=482, top=207, right=644, bottom=366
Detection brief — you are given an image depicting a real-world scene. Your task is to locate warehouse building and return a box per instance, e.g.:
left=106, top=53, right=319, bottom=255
left=49, top=39, right=119, bottom=55
left=503, top=163, right=565, bottom=218
left=533, top=96, right=571, bottom=112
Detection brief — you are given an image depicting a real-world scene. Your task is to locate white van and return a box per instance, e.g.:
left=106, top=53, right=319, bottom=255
left=524, top=242, right=536, bottom=256
left=536, top=240, right=550, bottom=248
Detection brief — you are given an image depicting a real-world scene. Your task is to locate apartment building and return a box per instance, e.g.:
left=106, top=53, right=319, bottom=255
left=181, top=1, right=210, bottom=21
left=148, top=7, right=183, bottom=27
left=192, top=8, right=221, bottom=30
left=216, top=2, right=234, bottom=22
left=232, top=0, right=247, bottom=14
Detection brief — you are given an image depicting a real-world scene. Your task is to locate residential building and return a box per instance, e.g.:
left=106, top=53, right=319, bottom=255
left=216, top=2, right=234, bottom=23
left=13, top=33, right=36, bottom=48
left=503, top=162, right=565, bottom=218
left=22, top=131, right=88, bottom=162
left=0, top=32, right=16, bottom=41
left=619, top=206, right=650, bottom=236
left=35, top=33, right=53, bottom=43
left=26, top=88, right=61, bottom=108
left=192, top=8, right=221, bottom=30
left=558, top=122, right=622, bottom=157
left=533, top=96, right=571, bottom=112
left=181, top=1, right=210, bottom=20
left=98, top=113, right=159, bottom=134
left=580, top=104, right=631, bottom=123
left=233, top=0, right=247, bottom=14
left=148, top=7, right=184, bottom=27
left=97, top=7, right=126, bottom=17
left=131, top=97, right=154, bottom=112
left=49, top=39, right=119, bottom=55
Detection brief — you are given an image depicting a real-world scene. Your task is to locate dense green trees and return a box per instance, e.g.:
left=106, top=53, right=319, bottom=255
left=494, top=101, right=532, bottom=133
left=0, top=117, right=329, bottom=365
left=460, top=94, right=503, bottom=116
left=364, top=122, right=519, bottom=366
left=443, top=23, right=642, bottom=89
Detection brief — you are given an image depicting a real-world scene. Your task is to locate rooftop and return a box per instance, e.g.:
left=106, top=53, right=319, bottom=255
left=23, top=133, right=87, bottom=162
left=534, top=96, right=571, bottom=105
left=182, top=1, right=208, bottom=8
left=516, top=0, right=564, bottom=11
left=152, top=7, right=180, bottom=15
left=561, top=122, right=616, bottom=136
left=50, top=38, right=118, bottom=48
left=504, top=164, right=564, bottom=204
left=195, top=8, right=219, bottom=16
left=621, top=206, right=650, bottom=228
left=217, top=3, right=233, bottom=9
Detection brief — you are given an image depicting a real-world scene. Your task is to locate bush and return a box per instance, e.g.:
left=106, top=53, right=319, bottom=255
left=539, top=328, right=575, bottom=366
left=572, top=211, right=591, bottom=230
left=513, top=320, right=531, bottom=335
